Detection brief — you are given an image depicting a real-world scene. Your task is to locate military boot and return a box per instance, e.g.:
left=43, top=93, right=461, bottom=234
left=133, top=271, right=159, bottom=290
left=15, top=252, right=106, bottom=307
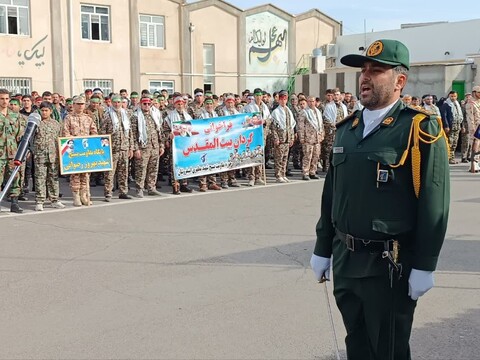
left=10, top=197, right=23, bottom=213
left=79, top=189, right=90, bottom=206
left=72, top=191, right=82, bottom=207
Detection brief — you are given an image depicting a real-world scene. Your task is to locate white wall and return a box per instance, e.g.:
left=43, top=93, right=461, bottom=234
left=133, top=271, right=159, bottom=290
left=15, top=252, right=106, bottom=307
left=333, top=19, right=480, bottom=68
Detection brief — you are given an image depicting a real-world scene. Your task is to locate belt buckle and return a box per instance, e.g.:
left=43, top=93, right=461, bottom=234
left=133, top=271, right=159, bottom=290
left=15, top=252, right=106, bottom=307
left=345, top=234, right=355, bottom=251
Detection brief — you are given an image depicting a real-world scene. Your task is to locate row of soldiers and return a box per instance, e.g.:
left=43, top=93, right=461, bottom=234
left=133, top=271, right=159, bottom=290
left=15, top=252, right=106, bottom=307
left=5, top=84, right=476, bottom=212
left=400, top=90, right=480, bottom=169
left=0, top=86, right=355, bottom=212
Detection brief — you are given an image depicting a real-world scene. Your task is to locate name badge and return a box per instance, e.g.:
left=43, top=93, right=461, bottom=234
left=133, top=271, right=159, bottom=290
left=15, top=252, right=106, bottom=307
left=333, top=147, right=344, bottom=154
left=377, top=169, right=389, bottom=183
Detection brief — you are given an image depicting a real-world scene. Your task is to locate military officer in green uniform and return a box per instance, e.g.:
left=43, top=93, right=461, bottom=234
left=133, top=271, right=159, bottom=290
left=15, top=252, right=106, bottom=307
left=310, top=39, right=450, bottom=360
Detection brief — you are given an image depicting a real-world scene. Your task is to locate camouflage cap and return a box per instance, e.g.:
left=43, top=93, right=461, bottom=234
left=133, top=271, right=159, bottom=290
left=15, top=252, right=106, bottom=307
left=72, top=95, right=86, bottom=104
left=472, top=85, right=480, bottom=93
left=341, top=39, right=410, bottom=70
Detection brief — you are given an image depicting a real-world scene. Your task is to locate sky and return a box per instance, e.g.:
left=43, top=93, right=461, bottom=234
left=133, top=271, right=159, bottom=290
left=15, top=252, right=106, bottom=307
left=189, top=0, right=480, bottom=35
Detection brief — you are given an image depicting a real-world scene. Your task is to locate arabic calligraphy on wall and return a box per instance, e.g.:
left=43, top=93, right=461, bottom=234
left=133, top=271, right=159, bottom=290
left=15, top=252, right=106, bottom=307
left=248, top=26, right=287, bottom=65
left=17, top=34, right=48, bottom=68
left=246, top=12, right=288, bottom=73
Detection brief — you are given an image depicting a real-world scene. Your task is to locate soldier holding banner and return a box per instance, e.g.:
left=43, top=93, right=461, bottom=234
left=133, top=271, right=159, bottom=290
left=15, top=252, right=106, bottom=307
left=242, top=88, right=269, bottom=186
left=217, top=94, right=240, bottom=188
left=164, top=96, right=194, bottom=194
left=195, top=97, right=222, bottom=191
left=62, top=95, right=98, bottom=206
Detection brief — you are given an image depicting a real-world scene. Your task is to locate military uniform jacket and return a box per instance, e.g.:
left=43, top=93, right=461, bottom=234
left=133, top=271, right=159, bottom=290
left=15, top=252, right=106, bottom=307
left=270, top=106, right=295, bottom=144
left=0, top=110, right=23, bottom=160
left=33, top=118, right=61, bottom=164
left=63, top=113, right=98, bottom=137
left=314, top=100, right=450, bottom=277
left=297, top=108, right=324, bottom=145
left=100, top=109, right=133, bottom=153
left=130, top=112, right=162, bottom=151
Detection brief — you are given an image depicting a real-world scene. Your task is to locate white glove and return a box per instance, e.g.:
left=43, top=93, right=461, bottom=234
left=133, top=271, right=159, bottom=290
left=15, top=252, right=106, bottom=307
left=408, top=268, right=434, bottom=300
left=310, top=254, right=331, bottom=282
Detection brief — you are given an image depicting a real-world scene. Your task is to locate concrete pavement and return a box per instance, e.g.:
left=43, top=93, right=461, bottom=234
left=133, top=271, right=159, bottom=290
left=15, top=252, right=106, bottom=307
left=0, top=164, right=478, bottom=359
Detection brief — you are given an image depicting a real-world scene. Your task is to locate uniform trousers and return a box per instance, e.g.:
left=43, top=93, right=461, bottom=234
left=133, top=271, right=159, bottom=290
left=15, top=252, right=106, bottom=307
left=321, top=122, right=336, bottom=170
left=246, top=165, right=262, bottom=180
left=274, top=143, right=290, bottom=178
left=70, top=173, right=89, bottom=192
left=333, top=270, right=416, bottom=360
left=302, top=143, right=320, bottom=176
left=448, top=121, right=461, bottom=160
left=135, top=146, right=159, bottom=191
left=220, top=171, right=237, bottom=184
left=105, top=150, right=129, bottom=196
left=0, top=159, right=20, bottom=197
left=199, top=174, right=217, bottom=186
left=460, top=130, right=472, bottom=160
left=34, top=160, right=59, bottom=203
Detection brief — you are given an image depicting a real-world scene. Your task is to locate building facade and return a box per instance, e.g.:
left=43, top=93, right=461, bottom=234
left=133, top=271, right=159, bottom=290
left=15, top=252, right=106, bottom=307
left=295, top=18, right=480, bottom=99
left=0, top=0, right=341, bottom=96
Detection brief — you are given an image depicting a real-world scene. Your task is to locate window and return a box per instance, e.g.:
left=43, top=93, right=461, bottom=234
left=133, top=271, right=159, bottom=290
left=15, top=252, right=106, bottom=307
left=83, top=79, right=113, bottom=94
left=0, top=77, right=31, bottom=94
left=139, top=14, right=165, bottom=48
left=0, top=0, right=30, bottom=36
left=149, top=80, right=174, bottom=94
left=81, top=4, right=110, bottom=41
left=203, top=44, right=215, bottom=86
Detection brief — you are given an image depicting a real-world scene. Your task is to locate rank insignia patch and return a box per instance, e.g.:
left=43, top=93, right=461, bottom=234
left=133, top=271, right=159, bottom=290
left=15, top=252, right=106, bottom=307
left=381, top=117, right=394, bottom=126
left=367, top=41, right=384, bottom=57
left=351, top=118, right=359, bottom=128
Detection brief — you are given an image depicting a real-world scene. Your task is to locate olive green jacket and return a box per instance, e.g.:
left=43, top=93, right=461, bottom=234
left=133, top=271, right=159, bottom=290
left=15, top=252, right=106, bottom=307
left=314, top=100, right=450, bottom=277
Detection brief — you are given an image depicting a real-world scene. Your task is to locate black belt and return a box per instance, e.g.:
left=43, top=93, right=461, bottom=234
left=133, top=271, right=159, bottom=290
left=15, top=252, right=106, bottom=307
left=336, top=229, right=394, bottom=252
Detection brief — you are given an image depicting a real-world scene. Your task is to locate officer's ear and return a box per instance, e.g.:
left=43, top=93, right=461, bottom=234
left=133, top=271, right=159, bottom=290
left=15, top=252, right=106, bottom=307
left=394, top=73, right=408, bottom=92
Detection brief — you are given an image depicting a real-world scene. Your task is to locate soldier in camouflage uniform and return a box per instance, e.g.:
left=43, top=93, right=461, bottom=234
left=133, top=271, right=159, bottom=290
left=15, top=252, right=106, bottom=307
left=156, top=94, right=170, bottom=182
left=8, top=98, right=28, bottom=201
left=100, top=95, right=134, bottom=201
left=297, top=97, right=324, bottom=180
left=270, top=90, right=295, bottom=182
left=242, top=88, right=270, bottom=186
left=440, top=91, right=463, bottom=164
left=33, top=102, right=65, bottom=211
left=130, top=97, right=164, bottom=197
left=194, top=98, right=222, bottom=191
left=84, top=95, right=105, bottom=187
left=217, top=94, right=240, bottom=188
left=164, top=96, right=193, bottom=194
left=187, top=88, right=205, bottom=119
left=63, top=95, right=98, bottom=206
left=465, top=86, right=480, bottom=167
left=0, top=89, right=24, bottom=213
left=288, top=94, right=302, bottom=170
left=321, top=89, right=348, bottom=172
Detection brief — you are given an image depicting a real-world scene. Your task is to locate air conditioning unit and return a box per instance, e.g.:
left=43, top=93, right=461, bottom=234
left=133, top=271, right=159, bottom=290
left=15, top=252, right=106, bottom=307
left=321, top=44, right=337, bottom=59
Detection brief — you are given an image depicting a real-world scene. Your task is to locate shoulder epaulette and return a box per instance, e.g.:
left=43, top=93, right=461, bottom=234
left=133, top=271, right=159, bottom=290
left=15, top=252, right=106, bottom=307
left=405, top=105, right=431, bottom=116
left=336, top=110, right=360, bottom=127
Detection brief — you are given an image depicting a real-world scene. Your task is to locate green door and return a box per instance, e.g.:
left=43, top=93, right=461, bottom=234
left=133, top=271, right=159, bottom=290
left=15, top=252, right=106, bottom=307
left=452, top=80, right=465, bottom=100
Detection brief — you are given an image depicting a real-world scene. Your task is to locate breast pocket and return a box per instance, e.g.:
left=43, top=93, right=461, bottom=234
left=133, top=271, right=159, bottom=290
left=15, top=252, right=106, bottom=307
left=331, top=153, right=346, bottom=167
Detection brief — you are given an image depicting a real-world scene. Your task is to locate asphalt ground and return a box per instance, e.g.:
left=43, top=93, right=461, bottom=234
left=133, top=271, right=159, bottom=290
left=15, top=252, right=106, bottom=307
left=0, top=164, right=478, bottom=359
